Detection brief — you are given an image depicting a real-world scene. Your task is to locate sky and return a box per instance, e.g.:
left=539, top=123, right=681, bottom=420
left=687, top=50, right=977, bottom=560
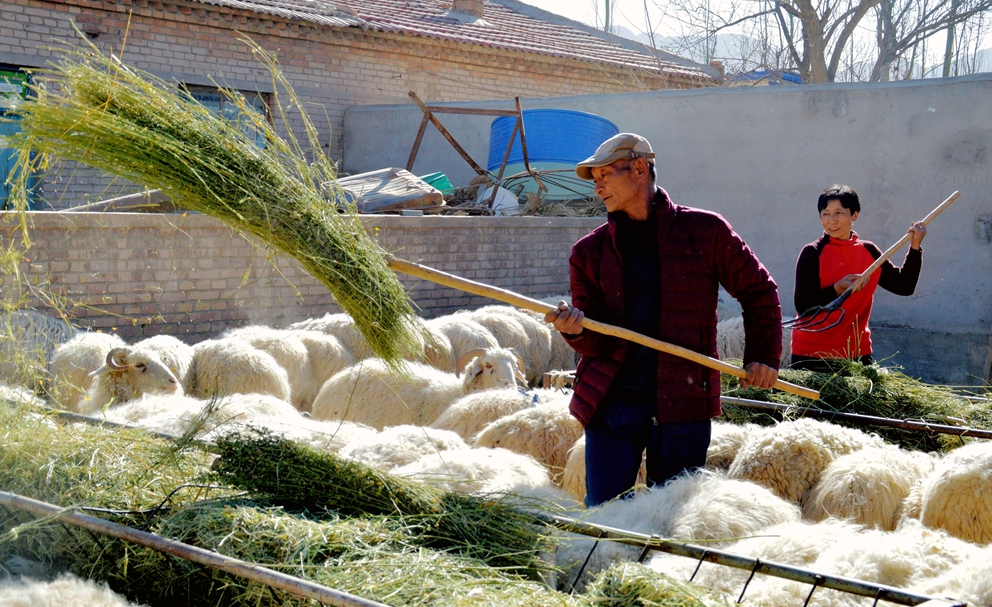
left=525, top=0, right=662, bottom=38
left=521, top=0, right=992, bottom=59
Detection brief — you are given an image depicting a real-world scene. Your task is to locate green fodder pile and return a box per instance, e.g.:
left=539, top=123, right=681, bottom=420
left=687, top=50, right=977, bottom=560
left=210, top=428, right=551, bottom=573
left=721, top=359, right=992, bottom=451
left=585, top=562, right=732, bottom=607
left=0, top=401, right=221, bottom=575
left=5, top=39, right=422, bottom=367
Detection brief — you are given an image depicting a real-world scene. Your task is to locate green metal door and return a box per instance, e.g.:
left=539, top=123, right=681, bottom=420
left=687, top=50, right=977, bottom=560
left=1, top=114, right=20, bottom=209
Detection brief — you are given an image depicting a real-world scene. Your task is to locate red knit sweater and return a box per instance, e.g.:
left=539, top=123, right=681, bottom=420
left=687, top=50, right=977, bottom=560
left=565, top=188, right=782, bottom=427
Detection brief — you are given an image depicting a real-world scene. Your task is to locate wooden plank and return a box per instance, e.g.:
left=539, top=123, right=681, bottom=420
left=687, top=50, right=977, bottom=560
left=423, top=106, right=519, bottom=117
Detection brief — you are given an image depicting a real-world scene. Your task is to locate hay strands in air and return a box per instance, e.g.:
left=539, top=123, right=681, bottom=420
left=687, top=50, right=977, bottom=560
left=5, top=38, right=422, bottom=367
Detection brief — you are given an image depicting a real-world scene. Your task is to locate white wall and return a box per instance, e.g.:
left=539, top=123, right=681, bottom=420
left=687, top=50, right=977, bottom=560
left=344, top=75, right=992, bottom=383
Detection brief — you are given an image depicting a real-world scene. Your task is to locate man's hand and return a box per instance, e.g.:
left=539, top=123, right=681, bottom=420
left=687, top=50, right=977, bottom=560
left=544, top=301, right=584, bottom=335
left=740, top=362, right=778, bottom=390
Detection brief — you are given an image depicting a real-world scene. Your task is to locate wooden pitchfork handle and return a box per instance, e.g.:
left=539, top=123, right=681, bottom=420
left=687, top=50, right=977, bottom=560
left=386, top=256, right=819, bottom=400
left=846, top=191, right=960, bottom=296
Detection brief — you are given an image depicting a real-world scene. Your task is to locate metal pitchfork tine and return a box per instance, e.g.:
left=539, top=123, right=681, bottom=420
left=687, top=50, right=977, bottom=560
left=785, top=191, right=961, bottom=333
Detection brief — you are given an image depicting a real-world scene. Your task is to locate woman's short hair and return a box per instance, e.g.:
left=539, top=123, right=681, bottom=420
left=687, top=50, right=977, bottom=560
left=817, top=184, right=861, bottom=214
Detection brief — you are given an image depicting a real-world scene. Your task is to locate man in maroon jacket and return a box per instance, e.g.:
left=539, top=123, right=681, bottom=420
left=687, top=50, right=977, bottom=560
left=545, top=133, right=782, bottom=506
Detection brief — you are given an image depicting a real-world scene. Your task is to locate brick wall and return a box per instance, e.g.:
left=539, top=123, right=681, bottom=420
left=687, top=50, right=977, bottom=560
left=2, top=0, right=705, bottom=209
left=0, top=210, right=601, bottom=343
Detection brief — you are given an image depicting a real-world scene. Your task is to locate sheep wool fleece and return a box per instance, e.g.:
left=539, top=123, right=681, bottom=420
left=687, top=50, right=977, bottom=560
left=564, top=187, right=782, bottom=427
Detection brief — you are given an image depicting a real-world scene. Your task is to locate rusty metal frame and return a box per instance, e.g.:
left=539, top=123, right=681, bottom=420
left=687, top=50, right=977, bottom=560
left=405, top=91, right=547, bottom=212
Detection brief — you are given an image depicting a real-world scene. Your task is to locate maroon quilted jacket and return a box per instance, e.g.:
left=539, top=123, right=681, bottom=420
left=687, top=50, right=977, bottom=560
left=564, top=188, right=782, bottom=427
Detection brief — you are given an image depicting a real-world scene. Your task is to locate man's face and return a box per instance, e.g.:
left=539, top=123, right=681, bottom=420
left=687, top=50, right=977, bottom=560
left=590, top=159, right=641, bottom=215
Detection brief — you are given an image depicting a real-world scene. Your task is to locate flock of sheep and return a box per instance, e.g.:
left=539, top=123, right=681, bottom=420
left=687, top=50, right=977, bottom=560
left=1, top=304, right=990, bottom=606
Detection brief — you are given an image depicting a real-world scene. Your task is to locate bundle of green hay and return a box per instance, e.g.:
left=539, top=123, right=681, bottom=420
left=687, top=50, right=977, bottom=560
left=5, top=39, right=421, bottom=366
left=210, top=428, right=551, bottom=572
left=721, top=359, right=992, bottom=451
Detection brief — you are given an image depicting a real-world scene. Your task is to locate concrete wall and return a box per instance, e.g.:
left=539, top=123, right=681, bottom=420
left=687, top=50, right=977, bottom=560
left=345, top=76, right=992, bottom=384
left=0, top=210, right=597, bottom=342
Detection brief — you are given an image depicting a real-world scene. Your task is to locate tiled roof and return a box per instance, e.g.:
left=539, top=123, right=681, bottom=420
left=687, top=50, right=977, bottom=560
left=196, top=0, right=714, bottom=81
left=198, top=0, right=364, bottom=28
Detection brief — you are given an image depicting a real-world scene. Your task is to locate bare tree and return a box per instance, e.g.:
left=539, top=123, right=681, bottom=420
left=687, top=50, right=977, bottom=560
left=646, top=0, right=992, bottom=83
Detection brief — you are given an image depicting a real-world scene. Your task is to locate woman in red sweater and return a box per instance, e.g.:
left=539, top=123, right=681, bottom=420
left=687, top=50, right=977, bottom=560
left=790, top=185, right=927, bottom=371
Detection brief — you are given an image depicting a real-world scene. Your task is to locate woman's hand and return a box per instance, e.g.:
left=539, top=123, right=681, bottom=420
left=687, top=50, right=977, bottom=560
left=833, top=273, right=864, bottom=295
left=908, top=221, right=927, bottom=250
left=544, top=301, right=584, bottom=335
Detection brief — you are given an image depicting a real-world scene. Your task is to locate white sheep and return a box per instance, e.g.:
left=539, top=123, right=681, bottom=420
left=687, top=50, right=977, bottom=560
left=190, top=337, right=292, bottom=404
left=310, top=347, right=524, bottom=430
left=424, top=315, right=499, bottom=370
left=912, top=539, right=992, bottom=607
left=650, top=516, right=988, bottom=606
left=740, top=519, right=989, bottom=607
left=406, top=322, right=457, bottom=374
left=133, top=334, right=195, bottom=393
left=47, top=331, right=126, bottom=411
left=0, top=572, right=141, bottom=607
left=523, top=303, right=578, bottom=372
left=727, top=417, right=885, bottom=505
left=465, top=305, right=554, bottom=386
left=294, top=330, right=356, bottom=403
left=547, top=326, right=578, bottom=373
left=916, top=440, right=992, bottom=544
left=473, top=395, right=582, bottom=486
left=83, top=345, right=183, bottom=413
left=431, top=388, right=540, bottom=441
left=648, top=518, right=865, bottom=597
left=106, top=391, right=297, bottom=436
left=103, top=390, right=373, bottom=454
left=391, top=446, right=555, bottom=497
left=705, top=420, right=760, bottom=471
left=668, top=475, right=802, bottom=547
left=223, top=326, right=314, bottom=411
left=103, top=392, right=205, bottom=427
left=803, top=446, right=937, bottom=531
left=895, top=478, right=925, bottom=527
left=288, top=313, right=371, bottom=360
left=337, top=424, right=467, bottom=471
left=557, top=470, right=799, bottom=593
left=716, top=314, right=791, bottom=367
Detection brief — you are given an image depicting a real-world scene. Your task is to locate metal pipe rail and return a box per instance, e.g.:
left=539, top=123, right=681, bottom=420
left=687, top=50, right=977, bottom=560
left=721, top=395, right=992, bottom=440
left=0, top=490, right=391, bottom=607
left=534, top=512, right=964, bottom=607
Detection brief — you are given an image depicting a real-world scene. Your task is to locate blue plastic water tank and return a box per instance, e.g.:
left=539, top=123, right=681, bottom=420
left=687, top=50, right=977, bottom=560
left=486, top=109, right=619, bottom=172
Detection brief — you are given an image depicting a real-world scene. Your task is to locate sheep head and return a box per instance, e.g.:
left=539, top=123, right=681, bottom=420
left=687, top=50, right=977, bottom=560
left=459, top=347, right=525, bottom=392
left=90, top=346, right=183, bottom=401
